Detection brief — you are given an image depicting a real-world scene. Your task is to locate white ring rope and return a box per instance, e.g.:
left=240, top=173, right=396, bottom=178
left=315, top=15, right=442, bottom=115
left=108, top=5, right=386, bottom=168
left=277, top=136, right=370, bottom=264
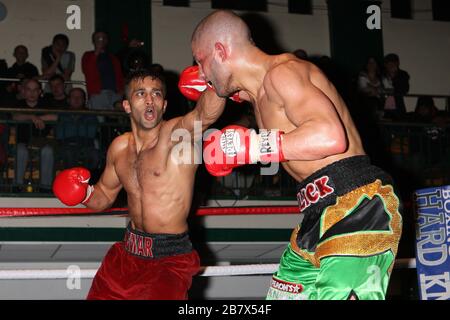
left=0, top=259, right=415, bottom=280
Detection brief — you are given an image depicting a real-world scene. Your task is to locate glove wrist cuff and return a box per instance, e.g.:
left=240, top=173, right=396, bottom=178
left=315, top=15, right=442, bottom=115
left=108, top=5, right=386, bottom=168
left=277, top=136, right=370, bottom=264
left=257, top=129, right=285, bottom=163
left=82, top=185, right=94, bottom=204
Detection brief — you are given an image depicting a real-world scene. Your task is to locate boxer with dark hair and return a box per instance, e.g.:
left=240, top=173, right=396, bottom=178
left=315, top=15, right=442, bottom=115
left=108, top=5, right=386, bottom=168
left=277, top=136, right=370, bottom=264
left=191, top=10, right=402, bottom=300
left=53, top=68, right=226, bottom=299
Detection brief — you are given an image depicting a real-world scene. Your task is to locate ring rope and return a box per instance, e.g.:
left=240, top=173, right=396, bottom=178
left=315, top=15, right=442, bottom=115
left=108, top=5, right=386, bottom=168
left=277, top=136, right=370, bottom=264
left=0, top=206, right=300, bottom=218
left=0, top=259, right=416, bottom=280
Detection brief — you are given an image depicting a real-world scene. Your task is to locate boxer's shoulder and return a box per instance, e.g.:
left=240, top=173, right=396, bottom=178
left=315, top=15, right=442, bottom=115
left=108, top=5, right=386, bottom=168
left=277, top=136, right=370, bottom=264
left=108, top=132, right=131, bottom=156
left=266, top=58, right=310, bottom=85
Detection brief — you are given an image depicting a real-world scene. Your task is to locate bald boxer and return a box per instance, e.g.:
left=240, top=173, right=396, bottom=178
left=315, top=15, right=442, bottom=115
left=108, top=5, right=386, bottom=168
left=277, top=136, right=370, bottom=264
left=193, top=10, right=402, bottom=300
left=53, top=69, right=226, bottom=299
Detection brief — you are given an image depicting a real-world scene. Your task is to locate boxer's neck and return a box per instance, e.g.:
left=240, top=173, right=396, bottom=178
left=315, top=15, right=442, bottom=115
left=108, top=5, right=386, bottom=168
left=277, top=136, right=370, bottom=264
left=133, top=120, right=164, bottom=152
left=233, top=47, right=272, bottom=101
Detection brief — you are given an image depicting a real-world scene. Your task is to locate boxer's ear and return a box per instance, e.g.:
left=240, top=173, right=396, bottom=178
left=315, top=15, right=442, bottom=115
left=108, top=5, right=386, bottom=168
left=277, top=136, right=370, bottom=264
left=122, top=99, right=131, bottom=114
left=214, top=42, right=227, bottom=62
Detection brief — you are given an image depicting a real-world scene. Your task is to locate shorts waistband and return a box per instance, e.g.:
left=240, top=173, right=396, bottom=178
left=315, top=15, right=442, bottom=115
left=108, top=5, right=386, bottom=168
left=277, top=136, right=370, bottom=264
left=123, top=223, right=192, bottom=259
left=296, top=155, right=393, bottom=214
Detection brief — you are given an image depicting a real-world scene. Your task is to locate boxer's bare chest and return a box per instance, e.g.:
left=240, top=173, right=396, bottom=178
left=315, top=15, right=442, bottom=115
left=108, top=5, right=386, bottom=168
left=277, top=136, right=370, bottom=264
left=116, top=137, right=170, bottom=196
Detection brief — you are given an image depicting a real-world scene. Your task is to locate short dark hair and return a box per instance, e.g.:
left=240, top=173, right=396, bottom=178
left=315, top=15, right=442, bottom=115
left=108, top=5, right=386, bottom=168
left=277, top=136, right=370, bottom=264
left=53, top=34, right=69, bottom=46
left=69, top=87, right=86, bottom=101
left=92, top=30, right=108, bottom=43
left=22, top=78, right=41, bottom=89
left=124, top=69, right=167, bottom=100
left=49, top=74, right=65, bottom=84
left=14, top=45, right=28, bottom=54
left=384, top=53, right=399, bottom=64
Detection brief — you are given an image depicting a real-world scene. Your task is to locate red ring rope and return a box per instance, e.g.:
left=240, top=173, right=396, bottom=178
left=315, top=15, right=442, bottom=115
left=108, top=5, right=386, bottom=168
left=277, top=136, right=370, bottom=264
left=0, top=206, right=299, bottom=218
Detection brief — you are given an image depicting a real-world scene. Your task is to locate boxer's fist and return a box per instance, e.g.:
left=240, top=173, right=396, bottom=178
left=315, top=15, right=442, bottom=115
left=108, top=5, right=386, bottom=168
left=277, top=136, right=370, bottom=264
left=178, top=65, right=242, bottom=102
left=53, top=167, right=94, bottom=206
left=178, top=66, right=208, bottom=101
left=203, top=125, right=285, bottom=177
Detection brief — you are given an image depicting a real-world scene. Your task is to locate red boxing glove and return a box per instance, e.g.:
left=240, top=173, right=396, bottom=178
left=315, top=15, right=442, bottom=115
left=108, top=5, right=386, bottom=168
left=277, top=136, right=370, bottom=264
left=203, top=125, right=285, bottom=177
left=52, top=167, right=94, bottom=206
left=178, top=66, right=242, bottom=103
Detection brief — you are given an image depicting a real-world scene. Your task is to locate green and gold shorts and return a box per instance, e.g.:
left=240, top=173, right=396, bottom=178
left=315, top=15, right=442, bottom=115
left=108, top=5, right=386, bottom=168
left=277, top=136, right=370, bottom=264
left=267, top=156, right=403, bottom=300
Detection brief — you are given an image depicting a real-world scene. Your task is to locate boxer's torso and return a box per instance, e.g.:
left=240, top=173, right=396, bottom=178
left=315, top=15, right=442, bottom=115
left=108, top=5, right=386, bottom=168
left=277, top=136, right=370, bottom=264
left=113, top=121, right=198, bottom=234
left=254, top=54, right=365, bottom=182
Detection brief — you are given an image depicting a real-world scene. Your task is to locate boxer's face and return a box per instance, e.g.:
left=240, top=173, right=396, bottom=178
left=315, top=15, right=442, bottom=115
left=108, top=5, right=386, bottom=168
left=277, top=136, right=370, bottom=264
left=193, top=45, right=233, bottom=98
left=123, top=76, right=167, bottom=130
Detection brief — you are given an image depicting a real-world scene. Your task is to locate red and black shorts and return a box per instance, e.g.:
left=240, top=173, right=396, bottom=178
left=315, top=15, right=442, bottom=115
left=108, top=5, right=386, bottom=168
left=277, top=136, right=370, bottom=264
left=87, top=223, right=200, bottom=300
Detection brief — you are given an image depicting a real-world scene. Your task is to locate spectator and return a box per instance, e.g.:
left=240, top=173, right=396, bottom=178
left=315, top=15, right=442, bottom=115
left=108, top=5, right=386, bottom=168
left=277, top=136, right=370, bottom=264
left=413, top=96, right=438, bottom=122
left=293, top=48, right=308, bottom=60
left=357, top=57, right=383, bottom=116
left=43, top=74, right=68, bottom=108
left=382, top=53, right=410, bottom=119
left=407, top=96, right=449, bottom=169
left=358, top=57, right=382, bottom=99
left=116, top=38, right=150, bottom=76
left=7, top=45, right=39, bottom=80
left=3, top=45, right=39, bottom=106
left=41, top=34, right=75, bottom=83
left=82, top=31, right=124, bottom=110
left=413, top=96, right=450, bottom=125
left=55, top=88, right=100, bottom=171
left=13, top=78, right=57, bottom=192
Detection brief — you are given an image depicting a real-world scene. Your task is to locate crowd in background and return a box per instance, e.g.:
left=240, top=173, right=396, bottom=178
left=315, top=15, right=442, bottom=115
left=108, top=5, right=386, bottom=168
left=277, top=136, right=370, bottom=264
left=0, top=32, right=190, bottom=192
left=0, top=31, right=449, bottom=196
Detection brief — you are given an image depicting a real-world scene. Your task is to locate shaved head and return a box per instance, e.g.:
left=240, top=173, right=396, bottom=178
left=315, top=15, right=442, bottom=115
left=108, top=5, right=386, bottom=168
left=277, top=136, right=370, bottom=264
left=191, top=10, right=253, bottom=51
left=191, top=10, right=255, bottom=98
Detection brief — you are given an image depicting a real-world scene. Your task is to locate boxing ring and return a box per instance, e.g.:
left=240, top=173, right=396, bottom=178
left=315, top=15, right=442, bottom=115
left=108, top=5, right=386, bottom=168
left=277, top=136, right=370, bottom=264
left=0, top=205, right=416, bottom=299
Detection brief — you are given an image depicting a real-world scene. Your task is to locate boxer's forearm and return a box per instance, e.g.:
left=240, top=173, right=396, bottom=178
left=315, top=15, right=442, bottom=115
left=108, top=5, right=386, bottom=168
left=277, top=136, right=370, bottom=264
left=171, top=90, right=225, bottom=142
left=281, top=121, right=347, bottom=161
left=197, top=90, right=226, bottom=129
left=84, top=184, right=116, bottom=212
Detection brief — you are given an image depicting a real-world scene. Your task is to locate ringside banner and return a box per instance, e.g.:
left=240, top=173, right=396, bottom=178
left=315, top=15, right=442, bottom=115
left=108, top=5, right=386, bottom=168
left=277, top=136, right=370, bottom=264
left=414, top=184, right=450, bottom=300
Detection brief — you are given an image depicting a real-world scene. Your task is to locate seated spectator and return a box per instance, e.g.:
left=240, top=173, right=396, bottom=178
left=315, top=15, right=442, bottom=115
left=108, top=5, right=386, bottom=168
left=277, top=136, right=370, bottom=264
left=41, top=34, right=75, bottom=83
left=413, top=96, right=450, bottom=125
left=399, top=96, right=449, bottom=173
left=82, top=31, right=124, bottom=110
left=382, top=53, right=410, bottom=120
left=43, top=74, right=68, bottom=108
left=413, top=96, right=438, bottom=122
left=13, top=78, right=57, bottom=192
left=55, top=88, right=100, bottom=171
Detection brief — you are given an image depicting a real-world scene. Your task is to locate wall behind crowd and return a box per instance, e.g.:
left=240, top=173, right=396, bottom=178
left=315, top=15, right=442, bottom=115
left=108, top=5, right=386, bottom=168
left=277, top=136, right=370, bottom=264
left=152, top=0, right=450, bottom=107
left=0, top=0, right=449, bottom=108
left=0, top=0, right=95, bottom=84
left=151, top=0, right=330, bottom=72
left=382, top=0, right=450, bottom=97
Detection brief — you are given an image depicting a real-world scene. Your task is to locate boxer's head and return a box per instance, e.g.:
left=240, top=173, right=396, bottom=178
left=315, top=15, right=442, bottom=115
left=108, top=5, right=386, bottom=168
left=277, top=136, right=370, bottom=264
left=191, top=10, right=253, bottom=98
left=123, top=69, right=167, bottom=130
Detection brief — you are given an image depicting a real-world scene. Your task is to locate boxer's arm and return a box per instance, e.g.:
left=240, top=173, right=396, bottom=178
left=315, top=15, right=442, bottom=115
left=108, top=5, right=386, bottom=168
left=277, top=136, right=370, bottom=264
left=170, top=89, right=226, bottom=143
left=85, top=138, right=123, bottom=211
left=267, top=64, right=347, bottom=161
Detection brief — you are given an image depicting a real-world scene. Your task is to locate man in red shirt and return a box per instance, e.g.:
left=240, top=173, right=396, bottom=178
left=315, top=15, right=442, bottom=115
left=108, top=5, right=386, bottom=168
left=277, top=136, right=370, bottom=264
left=82, top=31, right=124, bottom=110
